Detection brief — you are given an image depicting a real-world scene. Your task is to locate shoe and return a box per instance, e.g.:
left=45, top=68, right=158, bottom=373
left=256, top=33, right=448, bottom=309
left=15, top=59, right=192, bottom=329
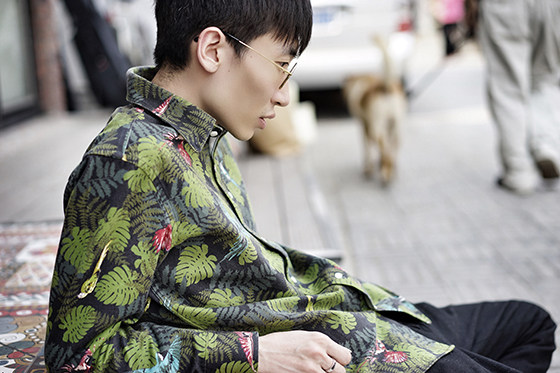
left=496, top=170, right=538, bottom=195
left=535, top=158, right=560, bottom=179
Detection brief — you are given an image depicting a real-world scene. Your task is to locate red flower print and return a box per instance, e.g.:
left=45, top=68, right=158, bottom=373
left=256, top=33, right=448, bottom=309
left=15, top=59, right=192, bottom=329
left=177, top=141, right=192, bottom=166
left=152, top=224, right=173, bottom=253
left=62, top=349, right=92, bottom=372
left=235, top=331, right=256, bottom=372
left=153, top=97, right=172, bottom=116
left=164, top=133, right=192, bottom=166
left=357, top=339, right=408, bottom=371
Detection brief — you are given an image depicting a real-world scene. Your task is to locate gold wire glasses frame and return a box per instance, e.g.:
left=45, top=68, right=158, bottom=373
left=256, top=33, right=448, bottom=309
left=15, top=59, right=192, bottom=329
left=224, top=32, right=298, bottom=90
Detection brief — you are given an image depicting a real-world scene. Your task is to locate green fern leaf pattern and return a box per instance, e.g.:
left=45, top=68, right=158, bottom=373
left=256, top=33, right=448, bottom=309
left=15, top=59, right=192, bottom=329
left=265, top=296, right=299, bottom=313
left=103, top=110, right=137, bottom=134
left=187, top=146, right=204, bottom=171
left=206, top=288, right=244, bottom=308
left=132, top=241, right=158, bottom=276
left=221, top=154, right=245, bottom=204
left=124, top=168, right=157, bottom=193
left=94, top=207, right=131, bottom=251
left=137, top=136, right=165, bottom=179
left=325, top=311, right=357, bottom=334
left=194, top=332, right=218, bottom=359
left=314, top=289, right=345, bottom=311
left=300, top=264, right=320, bottom=284
left=175, top=244, right=217, bottom=286
left=83, top=160, right=126, bottom=199
left=182, top=171, right=214, bottom=209
left=237, top=241, right=258, bottom=265
left=90, top=342, right=116, bottom=372
left=173, top=305, right=217, bottom=329
left=260, top=247, right=285, bottom=274
left=125, top=192, right=162, bottom=238
left=215, top=361, right=255, bottom=373
left=123, top=332, right=159, bottom=369
left=95, top=265, right=141, bottom=306
left=60, top=226, right=93, bottom=274
left=59, top=305, right=97, bottom=343
left=171, top=221, right=203, bottom=247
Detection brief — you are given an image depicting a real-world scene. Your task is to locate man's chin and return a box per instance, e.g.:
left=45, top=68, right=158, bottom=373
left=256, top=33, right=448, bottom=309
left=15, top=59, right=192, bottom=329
left=232, top=129, right=259, bottom=142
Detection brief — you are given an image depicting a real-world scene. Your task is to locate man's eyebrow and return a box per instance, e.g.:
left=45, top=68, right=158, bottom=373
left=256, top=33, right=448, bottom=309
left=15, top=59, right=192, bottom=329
left=285, top=45, right=299, bottom=58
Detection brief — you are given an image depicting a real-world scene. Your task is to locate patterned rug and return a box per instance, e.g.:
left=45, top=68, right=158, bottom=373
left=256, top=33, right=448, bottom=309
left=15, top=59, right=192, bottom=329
left=0, top=221, right=62, bottom=373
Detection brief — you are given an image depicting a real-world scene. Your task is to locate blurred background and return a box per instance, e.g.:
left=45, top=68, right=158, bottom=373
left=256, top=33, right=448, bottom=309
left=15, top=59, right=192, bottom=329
left=1, top=0, right=559, bottom=371
left=0, top=0, right=428, bottom=126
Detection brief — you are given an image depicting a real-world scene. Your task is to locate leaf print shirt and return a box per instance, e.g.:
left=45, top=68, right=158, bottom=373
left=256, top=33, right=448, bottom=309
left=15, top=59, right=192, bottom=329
left=44, top=66, right=453, bottom=372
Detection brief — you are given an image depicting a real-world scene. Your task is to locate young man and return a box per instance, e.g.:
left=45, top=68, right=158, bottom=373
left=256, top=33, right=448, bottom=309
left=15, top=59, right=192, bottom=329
left=45, top=1, right=556, bottom=372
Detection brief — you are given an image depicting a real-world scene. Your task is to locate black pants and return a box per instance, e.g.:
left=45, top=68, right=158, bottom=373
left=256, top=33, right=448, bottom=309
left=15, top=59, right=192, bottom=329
left=403, top=301, right=556, bottom=372
left=442, top=23, right=459, bottom=56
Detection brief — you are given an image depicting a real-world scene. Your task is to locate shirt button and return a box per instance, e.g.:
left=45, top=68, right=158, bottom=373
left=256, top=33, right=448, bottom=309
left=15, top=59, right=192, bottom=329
left=210, top=130, right=219, bottom=137
left=334, top=272, right=344, bottom=279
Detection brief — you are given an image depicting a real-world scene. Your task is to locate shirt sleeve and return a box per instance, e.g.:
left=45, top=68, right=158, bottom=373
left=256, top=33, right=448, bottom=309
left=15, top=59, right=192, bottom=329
left=45, top=155, right=259, bottom=372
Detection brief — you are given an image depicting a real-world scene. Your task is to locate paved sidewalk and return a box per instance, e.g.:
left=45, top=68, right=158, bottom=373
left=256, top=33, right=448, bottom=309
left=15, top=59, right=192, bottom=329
left=302, top=46, right=560, bottom=370
left=0, top=38, right=558, bottom=370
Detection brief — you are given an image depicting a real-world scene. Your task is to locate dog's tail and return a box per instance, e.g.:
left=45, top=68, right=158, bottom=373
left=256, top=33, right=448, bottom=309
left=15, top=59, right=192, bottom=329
left=372, top=34, right=399, bottom=89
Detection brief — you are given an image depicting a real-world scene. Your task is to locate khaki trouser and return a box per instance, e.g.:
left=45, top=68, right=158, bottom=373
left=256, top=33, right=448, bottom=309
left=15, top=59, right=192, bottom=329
left=478, top=0, right=560, bottom=176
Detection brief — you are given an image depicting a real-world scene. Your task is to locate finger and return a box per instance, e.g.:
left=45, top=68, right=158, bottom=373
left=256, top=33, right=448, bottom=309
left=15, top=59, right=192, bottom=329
left=322, top=358, right=338, bottom=372
left=332, top=359, right=346, bottom=373
left=326, top=343, right=352, bottom=367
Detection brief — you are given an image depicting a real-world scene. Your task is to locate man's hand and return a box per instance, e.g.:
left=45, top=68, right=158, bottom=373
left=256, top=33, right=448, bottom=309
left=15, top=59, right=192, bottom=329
left=258, top=331, right=352, bottom=372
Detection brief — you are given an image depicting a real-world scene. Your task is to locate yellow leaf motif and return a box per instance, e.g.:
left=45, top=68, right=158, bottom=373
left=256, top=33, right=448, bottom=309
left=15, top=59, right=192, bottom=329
left=216, top=361, right=255, bottom=373
left=194, top=332, right=218, bottom=359
left=60, top=226, right=93, bottom=274
left=94, top=265, right=141, bottom=306
left=59, top=305, right=97, bottom=343
left=182, top=171, right=213, bottom=208
left=175, top=244, right=217, bottom=286
left=94, top=207, right=131, bottom=252
left=325, top=311, right=357, bottom=335
left=171, top=221, right=203, bottom=247
left=173, top=304, right=217, bottom=329
left=238, top=241, right=258, bottom=265
left=207, top=288, right=243, bottom=307
left=124, top=168, right=157, bottom=193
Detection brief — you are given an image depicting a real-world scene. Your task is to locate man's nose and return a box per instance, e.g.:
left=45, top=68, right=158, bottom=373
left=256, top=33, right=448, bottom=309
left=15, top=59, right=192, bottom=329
left=273, top=83, right=290, bottom=107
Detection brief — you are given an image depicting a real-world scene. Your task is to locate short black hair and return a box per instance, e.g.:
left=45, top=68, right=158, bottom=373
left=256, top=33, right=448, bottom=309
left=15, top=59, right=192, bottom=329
left=153, top=0, right=313, bottom=70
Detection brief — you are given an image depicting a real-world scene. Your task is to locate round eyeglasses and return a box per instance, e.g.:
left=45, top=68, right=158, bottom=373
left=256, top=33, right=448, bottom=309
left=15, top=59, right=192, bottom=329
left=224, top=32, right=298, bottom=90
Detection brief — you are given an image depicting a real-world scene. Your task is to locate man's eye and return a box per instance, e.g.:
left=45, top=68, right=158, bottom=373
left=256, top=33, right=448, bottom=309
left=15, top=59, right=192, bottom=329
left=278, top=62, right=290, bottom=69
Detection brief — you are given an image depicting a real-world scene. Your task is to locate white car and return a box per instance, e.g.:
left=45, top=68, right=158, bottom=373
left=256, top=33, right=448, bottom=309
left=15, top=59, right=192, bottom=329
left=294, top=0, right=416, bottom=91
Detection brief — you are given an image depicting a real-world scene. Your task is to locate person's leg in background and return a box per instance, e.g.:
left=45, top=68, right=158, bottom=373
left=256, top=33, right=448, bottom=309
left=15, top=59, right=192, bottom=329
left=443, top=23, right=458, bottom=56
left=528, top=0, right=560, bottom=182
left=478, top=0, right=539, bottom=194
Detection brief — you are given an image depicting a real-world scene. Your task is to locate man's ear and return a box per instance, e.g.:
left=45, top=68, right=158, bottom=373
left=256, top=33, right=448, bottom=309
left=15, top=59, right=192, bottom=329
left=195, top=27, right=229, bottom=73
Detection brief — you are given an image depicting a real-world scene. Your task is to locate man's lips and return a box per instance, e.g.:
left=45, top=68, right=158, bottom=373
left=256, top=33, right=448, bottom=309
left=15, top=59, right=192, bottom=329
left=258, top=113, right=276, bottom=129
left=262, top=113, right=276, bottom=120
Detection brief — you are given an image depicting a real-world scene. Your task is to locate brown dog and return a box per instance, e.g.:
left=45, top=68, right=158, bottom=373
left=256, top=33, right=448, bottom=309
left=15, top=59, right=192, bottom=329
left=343, top=36, right=407, bottom=185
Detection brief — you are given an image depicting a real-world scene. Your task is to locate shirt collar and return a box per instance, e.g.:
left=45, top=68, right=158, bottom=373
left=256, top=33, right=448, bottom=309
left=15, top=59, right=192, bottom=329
left=125, top=66, right=222, bottom=152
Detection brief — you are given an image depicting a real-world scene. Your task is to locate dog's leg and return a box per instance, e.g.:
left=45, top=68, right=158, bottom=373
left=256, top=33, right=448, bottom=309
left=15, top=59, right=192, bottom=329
left=363, top=122, right=376, bottom=179
left=379, top=132, right=393, bottom=185
left=377, top=99, right=394, bottom=185
left=386, top=94, right=406, bottom=184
